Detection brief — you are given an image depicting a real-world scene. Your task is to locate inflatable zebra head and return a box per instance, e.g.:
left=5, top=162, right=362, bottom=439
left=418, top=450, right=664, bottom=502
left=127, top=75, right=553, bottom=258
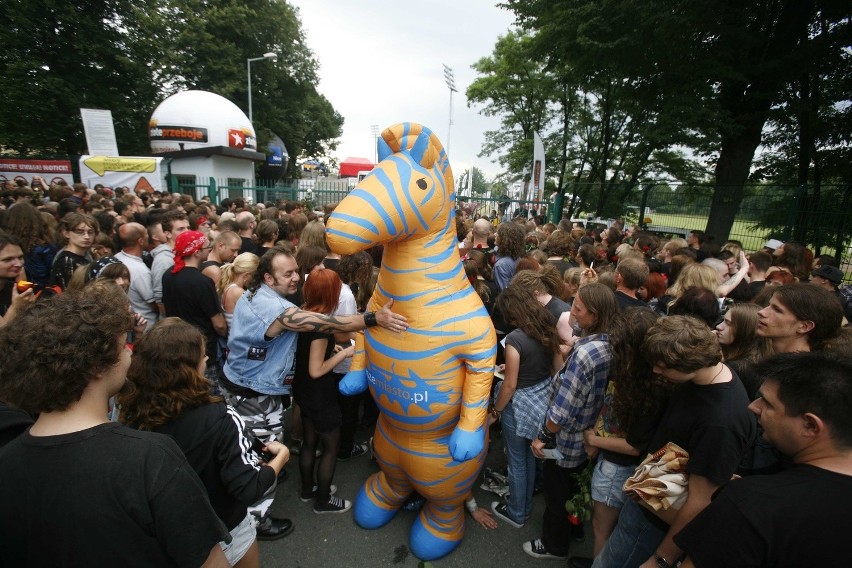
left=326, top=123, right=455, bottom=255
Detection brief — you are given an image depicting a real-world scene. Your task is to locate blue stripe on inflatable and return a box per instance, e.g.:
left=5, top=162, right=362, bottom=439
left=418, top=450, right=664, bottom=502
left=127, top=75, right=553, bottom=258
left=421, top=244, right=458, bottom=264
left=324, top=227, right=373, bottom=245
left=425, top=286, right=475, bottom=306
left=329, top=212, right=379, bottom=235
left=372, top=168, right=409, bottom=235
left=426, top=267, right=463, bottom=282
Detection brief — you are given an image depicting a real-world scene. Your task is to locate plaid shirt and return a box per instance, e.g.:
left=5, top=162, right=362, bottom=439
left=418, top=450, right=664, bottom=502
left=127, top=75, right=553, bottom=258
left=545, top=334, right=612, bottom=468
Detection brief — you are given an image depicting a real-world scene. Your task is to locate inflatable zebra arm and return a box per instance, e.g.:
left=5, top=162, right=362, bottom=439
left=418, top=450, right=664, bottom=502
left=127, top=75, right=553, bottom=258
left=339, top=331, right=368, bottom=395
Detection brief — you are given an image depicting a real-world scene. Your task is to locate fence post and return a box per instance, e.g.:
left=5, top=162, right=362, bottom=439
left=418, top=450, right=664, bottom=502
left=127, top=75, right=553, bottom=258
left=783, top=184, right=808, bottom=242
left=208, top=177, right=217, bottom=204
left=639, top=182, right=654, bottom=230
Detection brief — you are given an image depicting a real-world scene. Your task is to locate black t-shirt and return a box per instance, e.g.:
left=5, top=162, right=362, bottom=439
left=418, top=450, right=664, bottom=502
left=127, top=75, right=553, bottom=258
left=49, top=249, right=89, bottom=290
left=0, top=401, right=34, bottom=448
left=0, top=278, right=12, bottom=318
left=505, top=328, right=554, bottom=389
left=675, top=465, right=852, bottom=567
left=152, top=403, right=276, bottom=531
left=647, top=370, right=756, bottom=486
left=0, top=423, right=229, bottom=566
left=163, top=267, right=222, bottom=361
left=615, top=290, right=648, bottom=311
left=239, top=236, right=258, bottom=256
left=545, top=296, right=571, bottom=324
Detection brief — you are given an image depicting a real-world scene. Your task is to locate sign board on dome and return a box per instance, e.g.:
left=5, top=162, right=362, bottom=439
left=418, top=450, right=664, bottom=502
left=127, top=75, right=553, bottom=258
left=149, top=90, right=256, bottom=154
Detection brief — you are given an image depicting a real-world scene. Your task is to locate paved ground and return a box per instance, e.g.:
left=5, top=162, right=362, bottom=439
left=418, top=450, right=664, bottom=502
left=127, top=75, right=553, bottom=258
left=258, top=412, right=594, bottom=567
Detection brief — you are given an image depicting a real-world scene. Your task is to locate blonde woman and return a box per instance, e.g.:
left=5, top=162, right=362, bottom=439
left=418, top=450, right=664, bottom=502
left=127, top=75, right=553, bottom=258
left=217, top=253, right=260, bottom=329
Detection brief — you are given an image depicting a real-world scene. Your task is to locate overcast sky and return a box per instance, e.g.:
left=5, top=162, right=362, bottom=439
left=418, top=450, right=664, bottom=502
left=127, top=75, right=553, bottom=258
left=289, top=0, right=516, bottom=180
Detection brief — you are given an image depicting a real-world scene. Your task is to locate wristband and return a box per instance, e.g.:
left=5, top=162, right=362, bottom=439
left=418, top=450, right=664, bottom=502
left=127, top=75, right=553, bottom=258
left=363, top=311, right=378, bottom=327
left=465, top=498, right=477, bottom=515
left=537, top=426, right=557, bottom=448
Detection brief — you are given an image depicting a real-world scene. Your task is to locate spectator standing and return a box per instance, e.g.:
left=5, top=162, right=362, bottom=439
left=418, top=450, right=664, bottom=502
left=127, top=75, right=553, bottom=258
left=115, top=222, right=158, bottom=331
left=526, top=283, right=618, bottom=560
left=163, top=230, right=228, bottom=392
left=120, top=318, right=292, bottom=563
left=592, top=316, right=755, bottom=568
left=150, top=210, right=189, bottom=316
left=0, top=282, right=230, bottom=567
left=202, top=230, right=242, bottom=286
left=675, top=353, right=852, bottom=567
left=49, top=212, right=97, bottom=290
left=220, top=246, right=407, bottom=538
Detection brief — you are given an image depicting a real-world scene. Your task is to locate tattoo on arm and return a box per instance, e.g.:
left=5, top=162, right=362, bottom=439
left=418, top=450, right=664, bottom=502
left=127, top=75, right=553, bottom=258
left=275, top=307, right=356, bottom=333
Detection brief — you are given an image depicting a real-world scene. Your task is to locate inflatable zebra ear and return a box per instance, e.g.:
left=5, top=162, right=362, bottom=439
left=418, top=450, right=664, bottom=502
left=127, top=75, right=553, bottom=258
left=379, top=126, right=440, bottom=168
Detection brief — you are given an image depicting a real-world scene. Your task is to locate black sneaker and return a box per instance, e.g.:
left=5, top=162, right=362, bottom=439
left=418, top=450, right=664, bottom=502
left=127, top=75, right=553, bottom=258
left=313, top=495, right=352, bottom=514
left=491, top=501, right=524, bottom=528
left=522, top=538, right=566, bottom=561
left=337, top=442, right=369, bottom=462
left=299, top=484, right=338, bottom=503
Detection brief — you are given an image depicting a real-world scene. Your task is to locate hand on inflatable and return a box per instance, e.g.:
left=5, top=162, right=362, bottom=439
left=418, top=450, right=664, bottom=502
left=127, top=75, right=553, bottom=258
left=448, top=426, right=484, bottom=462
left=339, top=369, right=368, bottom=395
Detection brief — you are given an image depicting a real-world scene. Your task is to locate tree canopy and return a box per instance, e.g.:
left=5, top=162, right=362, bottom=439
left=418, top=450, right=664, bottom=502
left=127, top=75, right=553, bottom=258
left=483, top=0, right=851, bottom=239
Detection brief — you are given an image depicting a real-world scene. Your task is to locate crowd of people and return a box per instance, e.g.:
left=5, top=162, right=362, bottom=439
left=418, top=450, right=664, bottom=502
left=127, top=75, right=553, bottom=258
left=0, top=179, right=851, bottom=566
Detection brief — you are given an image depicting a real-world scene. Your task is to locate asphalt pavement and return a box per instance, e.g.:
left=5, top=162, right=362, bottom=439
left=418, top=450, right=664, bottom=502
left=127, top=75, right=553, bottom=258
left=258, top=410, right=594, bottom=567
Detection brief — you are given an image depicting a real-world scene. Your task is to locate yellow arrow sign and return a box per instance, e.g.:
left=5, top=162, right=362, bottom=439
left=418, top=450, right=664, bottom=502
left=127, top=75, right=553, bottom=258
left=84, top=156, right=157, bottom=176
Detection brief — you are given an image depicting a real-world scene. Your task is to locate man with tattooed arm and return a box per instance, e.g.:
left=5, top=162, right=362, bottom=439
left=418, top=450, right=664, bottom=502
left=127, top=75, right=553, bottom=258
left=221, top=245, right=407, bottom=539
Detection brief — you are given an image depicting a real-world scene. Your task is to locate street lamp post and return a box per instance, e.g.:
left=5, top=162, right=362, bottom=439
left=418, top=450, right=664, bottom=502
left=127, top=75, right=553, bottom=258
left=442, top=64, right=457, bottom=156
left=370, top=124, right=379, bottom=165
left=247, top=52, right=278, bottom=122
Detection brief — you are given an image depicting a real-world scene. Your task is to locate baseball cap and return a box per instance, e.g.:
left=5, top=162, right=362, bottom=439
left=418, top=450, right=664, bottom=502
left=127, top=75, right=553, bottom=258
left=762, top=239, right=783, bottom=251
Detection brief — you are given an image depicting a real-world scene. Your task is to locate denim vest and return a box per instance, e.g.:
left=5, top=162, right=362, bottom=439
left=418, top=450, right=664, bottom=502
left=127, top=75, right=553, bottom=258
left=224, top=284, right=297, bottom=395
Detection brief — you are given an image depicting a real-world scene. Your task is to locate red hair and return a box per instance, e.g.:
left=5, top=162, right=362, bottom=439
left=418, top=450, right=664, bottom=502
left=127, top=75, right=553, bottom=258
left=644, top=272, right=667, bottom=300
left=302, top=267, right=342, bottom=314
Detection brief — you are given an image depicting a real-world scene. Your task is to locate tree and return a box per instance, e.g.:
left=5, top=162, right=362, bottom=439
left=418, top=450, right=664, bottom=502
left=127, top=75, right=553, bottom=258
left=159, top=0, right=343, bottom=178
left=456, top=166, right=491, bottom=197
left=467, top=31, right=557, bottom=178
left=502, top=0, right=847, bottom=241
left=0, top=0, right=343, bottom=179
left=0, top=1, right=166, bottom=156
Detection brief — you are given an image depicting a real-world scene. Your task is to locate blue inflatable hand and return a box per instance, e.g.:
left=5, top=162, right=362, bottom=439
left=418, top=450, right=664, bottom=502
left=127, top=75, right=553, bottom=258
left=448, top=427, right=484, bottom=462
left=339, top=369, right=368, bottom=396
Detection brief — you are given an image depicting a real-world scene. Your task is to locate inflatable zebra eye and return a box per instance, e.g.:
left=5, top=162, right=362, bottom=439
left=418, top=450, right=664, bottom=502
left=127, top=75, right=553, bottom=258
left=416, top=178, right=428, bottom=190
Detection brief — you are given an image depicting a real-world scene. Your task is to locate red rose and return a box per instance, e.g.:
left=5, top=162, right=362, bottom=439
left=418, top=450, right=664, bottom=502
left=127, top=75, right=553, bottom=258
left=568, top=514, right=580, bottom=526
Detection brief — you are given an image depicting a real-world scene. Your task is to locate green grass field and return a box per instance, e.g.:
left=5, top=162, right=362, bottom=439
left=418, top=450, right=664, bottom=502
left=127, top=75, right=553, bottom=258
left=641, top=212, right=770, bottom=253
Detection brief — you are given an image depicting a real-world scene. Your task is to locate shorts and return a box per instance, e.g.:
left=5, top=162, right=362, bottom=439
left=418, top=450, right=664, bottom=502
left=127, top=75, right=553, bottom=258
left=220, top=512, right=256, bottom=565
left=222, top=391, right=285, bottom=442
left=590, top=455, right=634, bottom=509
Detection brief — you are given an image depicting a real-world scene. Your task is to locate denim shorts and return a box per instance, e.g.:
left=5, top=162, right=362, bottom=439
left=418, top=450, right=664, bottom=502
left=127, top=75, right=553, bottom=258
left=220, top=512, right=256, bottom=565
left=590, top=455, right=634, bottom=509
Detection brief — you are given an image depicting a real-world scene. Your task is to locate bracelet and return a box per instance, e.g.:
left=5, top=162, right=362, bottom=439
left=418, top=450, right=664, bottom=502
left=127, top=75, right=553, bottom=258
left=465, top=497, right=477, bottom=515
left=363, top=311, right=378, bottom=327
left=655, top=553, right=677, bottom=568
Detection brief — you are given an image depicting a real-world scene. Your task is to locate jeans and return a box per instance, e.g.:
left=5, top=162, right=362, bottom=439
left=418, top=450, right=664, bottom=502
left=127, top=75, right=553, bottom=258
left=591, top=499, right=667, bottom=568
left=501, top=401, right=536, bottom=523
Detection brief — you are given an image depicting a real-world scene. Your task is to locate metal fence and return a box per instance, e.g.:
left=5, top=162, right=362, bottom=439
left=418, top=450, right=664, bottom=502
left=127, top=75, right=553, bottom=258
left=169, top=176, right=851, bottom=280
left=457, top=182, right=852, bottom=279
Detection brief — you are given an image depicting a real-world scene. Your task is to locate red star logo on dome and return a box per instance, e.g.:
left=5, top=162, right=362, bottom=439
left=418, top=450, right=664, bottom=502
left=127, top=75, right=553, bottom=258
left=228, top=129, right=245, bottom=149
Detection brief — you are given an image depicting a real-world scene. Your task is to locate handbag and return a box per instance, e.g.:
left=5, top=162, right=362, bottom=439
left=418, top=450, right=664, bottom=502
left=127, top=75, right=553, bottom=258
left=623, top=442, right=689, bottom=525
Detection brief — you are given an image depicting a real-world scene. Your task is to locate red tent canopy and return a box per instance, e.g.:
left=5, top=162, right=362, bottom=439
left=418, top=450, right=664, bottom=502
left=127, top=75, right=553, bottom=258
left=339, top=157, right=374, bottom=177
